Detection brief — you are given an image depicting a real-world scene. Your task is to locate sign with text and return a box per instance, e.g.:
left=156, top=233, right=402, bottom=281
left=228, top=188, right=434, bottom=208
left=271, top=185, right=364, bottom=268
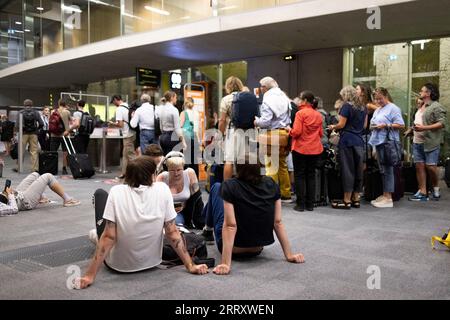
left=136, top=68, right=161, bottom=87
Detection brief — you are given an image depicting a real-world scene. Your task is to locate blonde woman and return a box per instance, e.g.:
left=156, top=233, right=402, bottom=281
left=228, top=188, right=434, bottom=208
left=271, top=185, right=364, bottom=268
left=156, top=151, right=204, bottom=229
left=328, top=86, right=367, bottom=209
left=180, top=97, right=200, bottom=177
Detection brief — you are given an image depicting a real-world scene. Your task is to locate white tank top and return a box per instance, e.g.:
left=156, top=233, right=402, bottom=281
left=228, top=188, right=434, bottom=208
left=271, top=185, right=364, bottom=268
left=164, top=170, right=191, bottom=204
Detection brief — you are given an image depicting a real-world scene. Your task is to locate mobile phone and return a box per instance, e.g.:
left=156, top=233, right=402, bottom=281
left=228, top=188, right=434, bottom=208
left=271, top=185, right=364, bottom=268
left=4, top=179, right=11, bottom=191
left=174, top=202, right=183, bottom=209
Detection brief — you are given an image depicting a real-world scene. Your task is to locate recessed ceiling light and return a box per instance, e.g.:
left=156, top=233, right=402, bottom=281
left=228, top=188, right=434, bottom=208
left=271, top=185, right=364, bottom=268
left=15, top=21, right=22, bottom=25
left=24, top=29, right=30, bottom=32
left=37, top=7, right=44, bottom=11
left=144, top=6, right=170, bottom=16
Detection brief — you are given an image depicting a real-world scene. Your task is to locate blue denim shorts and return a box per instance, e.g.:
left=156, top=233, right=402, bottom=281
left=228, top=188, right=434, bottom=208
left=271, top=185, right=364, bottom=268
left=413, top=143, right=440, bottom=165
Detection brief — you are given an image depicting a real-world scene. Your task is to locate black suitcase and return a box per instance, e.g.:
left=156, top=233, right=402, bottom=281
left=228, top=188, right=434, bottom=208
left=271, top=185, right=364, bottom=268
left=39, top=151, right=58, bottom=175
left=63, top=136, right=95, bottom=179
left=327, top=167, right=343, bottom=202
left=363, top=165, right=383, bottom=202
left=402, top=163, right=418, bottom=194
left=93, top=188, right=108, bottom=238
left=392, top=165, right=404, bottom=202
left=313, top=168, right=328, bottom=207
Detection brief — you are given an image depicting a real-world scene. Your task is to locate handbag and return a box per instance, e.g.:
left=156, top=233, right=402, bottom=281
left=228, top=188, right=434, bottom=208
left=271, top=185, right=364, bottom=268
left=378, top=127, right=402, bottom=166
left=154, top=105, right=161, bottom=136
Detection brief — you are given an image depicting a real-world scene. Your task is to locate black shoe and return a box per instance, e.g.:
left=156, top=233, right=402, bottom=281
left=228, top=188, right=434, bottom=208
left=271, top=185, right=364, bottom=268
left=306, top=207, right=314, bottom=212
left=293, top=205, right=304, bottom=212
left=62, top=167, right=68, bottom=175
left=201, top=229, right=214, bottom=243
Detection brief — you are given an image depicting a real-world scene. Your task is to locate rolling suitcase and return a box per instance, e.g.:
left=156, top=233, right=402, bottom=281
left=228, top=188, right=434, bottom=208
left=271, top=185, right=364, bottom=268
left=39, top=151, right=58, bottom=175
left=313, top=167, right=328, bottom=207
left=327, top=167, right=343, bottom=202
left=93, top=188, right=108, bottom=238
left=63, top=136, right=95, bottom=179
left=392, top=165, right=404, bottom=202
left=363, top=164, right=383, bottom=202
left=402, top=163, right=418, bottom=194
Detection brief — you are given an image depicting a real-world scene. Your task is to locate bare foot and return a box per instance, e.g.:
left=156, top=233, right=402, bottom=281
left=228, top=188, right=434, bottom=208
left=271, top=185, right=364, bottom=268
left=39, top=198, right=50, bottom=204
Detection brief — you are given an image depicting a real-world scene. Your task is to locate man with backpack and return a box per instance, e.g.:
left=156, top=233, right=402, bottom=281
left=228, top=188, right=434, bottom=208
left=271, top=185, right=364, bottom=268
left=255, top=77, right=292, bottom=203
left=18, top=99, right=44, bottom=172
left=72, top=100, right=95, bottom=154
left=49, top=99, right=72, bottom=175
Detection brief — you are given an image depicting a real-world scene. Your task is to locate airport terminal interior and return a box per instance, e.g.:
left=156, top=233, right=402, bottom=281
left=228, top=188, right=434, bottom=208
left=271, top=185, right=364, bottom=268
left=0, top=0, right=449, bottom=300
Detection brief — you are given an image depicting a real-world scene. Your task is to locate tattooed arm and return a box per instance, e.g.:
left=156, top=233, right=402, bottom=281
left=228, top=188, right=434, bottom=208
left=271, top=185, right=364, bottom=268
left=77, top=220, right=117, bottom=289
left=163, top=218, right=208, bottom=275
left=187, top=168, right=200, bottom=194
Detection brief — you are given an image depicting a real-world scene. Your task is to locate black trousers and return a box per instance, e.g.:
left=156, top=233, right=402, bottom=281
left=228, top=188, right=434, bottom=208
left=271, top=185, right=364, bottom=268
left=160, top=131, right=180, bottom=156
left=184, top=138, right=199, bottom=178
left=179, top=189, right=205, bottom=229
left=37, top=130, right=50, bottom=151
left=74, top=134, right=90, bottom=154
left=292, top=151, right=320, bottom=209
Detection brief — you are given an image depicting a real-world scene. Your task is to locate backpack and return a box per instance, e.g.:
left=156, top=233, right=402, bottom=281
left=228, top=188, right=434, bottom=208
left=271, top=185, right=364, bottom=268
left=231, top=92, right=259, bottom=130
left=162, top=231, right=208, bottom=265
left=78, top=112, right=95, bottom=135
left=289, top=101, right=299, bottom=127
left=22, top=109, right=38, bottom=133
left=49, top=110, right=65, bottom=135
left=182, top=110, right=194, bottom=140
left=123, top=103, right=138, bottom=130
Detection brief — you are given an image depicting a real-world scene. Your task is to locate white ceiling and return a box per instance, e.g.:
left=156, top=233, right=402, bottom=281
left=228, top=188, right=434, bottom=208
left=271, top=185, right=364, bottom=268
left=1, top=0, right=450, bottom=88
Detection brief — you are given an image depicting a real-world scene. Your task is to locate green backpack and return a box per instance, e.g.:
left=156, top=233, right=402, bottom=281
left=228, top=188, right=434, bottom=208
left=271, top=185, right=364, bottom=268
left=182, top=110, right=195, bottom=140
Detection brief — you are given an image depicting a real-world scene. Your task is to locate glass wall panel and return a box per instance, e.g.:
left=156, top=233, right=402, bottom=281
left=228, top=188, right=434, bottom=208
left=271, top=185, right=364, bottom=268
left=40, top=0, right=63, bottom=55
left=122, top=0, right=213, bottom=35
left=351, top=38, right=450, bottom=160
left=89, top=0, right=120, bottom=43
left=0, top=1, right=24, bottom=69
left=62, top=0, right=89, bottom=49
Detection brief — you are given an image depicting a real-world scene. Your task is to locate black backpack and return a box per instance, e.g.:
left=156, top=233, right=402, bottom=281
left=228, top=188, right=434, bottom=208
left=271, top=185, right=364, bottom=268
left=162, top=231, right=208, bottom=265
left=79, top=112, right=95, bottom=135
left=231, top=92, right=259, bottom=130
left=22, top=109, right=38, bottom=133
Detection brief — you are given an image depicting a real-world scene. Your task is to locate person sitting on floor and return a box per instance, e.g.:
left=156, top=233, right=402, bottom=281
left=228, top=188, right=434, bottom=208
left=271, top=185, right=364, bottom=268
left=0, top=172, right=80, bottom=216
left=144, top=143, right=165, bottom=175
left=156, top=151, right=204, bottom=229
left=201, top=160, right=305, bottom=275
left=76, top=156, right=208, bottom=289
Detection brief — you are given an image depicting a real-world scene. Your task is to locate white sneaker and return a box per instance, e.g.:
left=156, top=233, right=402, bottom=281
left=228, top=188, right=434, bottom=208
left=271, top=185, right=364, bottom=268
left=370, top=195, right=385, bottom=206
left=372, top=198, right=393, bottom=208
left=88, top=228, right=98, bottom=245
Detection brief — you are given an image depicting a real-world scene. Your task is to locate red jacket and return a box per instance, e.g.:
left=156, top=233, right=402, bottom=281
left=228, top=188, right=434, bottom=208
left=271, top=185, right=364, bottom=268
left=290, top=103, right=323, bottom=155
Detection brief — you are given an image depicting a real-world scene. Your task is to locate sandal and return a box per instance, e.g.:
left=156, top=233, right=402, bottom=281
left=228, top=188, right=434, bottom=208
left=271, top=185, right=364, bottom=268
left=351, top=200, right=361, bottom=208
left=331, top=200, right=351, bottom=210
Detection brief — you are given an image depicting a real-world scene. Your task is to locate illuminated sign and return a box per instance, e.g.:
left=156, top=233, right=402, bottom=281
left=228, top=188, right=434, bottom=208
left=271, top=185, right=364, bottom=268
left=170, top=72, right=182, bottom=89
left=283, top=55, right=296, bottom=61
left=136, top=68, right=161, bottom=87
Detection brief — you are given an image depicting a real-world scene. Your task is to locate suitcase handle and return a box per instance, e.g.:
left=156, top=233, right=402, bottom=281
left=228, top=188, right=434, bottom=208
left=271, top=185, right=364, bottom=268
left=62, top=136, right=76, bottom=155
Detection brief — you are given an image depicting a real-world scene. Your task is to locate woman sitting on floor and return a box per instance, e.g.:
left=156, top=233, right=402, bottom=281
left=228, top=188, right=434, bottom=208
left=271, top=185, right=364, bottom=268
left=156, top=151, right=204, bottom=229
left=201, top=160, right=305, bottom=275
